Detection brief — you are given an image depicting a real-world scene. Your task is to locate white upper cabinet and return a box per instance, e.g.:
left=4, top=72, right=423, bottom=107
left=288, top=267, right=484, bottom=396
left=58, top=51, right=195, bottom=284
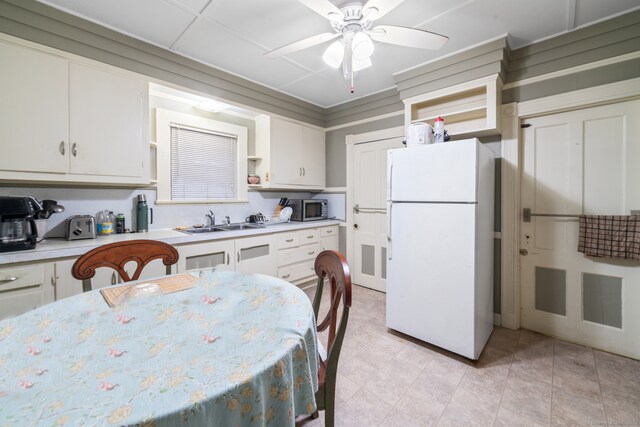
left=0, top=37, right=149, bottom=185
left=0, top=41, right=69, bottom=174
left=69, top=63, right=147, bottom=179
left=255, top=115, right=325, bottom=190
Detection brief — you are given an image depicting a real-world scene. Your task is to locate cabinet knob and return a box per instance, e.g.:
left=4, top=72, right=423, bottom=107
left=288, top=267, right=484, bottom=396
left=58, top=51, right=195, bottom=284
left=72, top=142, right=78, bottom=157
left=282, top=274, right=290, bottom=279
left=59, top=141, right=65, bottom=155
left=354, top=224, right=359, bottom=229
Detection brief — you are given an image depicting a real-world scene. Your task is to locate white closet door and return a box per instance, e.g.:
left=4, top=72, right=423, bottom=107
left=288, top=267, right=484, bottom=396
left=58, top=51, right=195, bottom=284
left=520, top=100, right=640, bottom=359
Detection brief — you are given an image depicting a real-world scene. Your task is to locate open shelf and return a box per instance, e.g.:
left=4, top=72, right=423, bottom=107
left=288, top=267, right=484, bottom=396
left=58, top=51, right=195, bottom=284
left=404, top=74, right=502, bottom=139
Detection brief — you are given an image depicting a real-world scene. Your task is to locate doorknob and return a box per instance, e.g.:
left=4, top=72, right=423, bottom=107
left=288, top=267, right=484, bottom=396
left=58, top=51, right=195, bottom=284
left=354, top=224, right=359, bottom=229
left=520, top=249, right=528, bottom=256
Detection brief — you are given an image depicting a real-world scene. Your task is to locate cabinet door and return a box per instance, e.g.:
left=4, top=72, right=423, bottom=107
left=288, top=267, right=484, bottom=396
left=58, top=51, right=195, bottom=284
left=322, top=235, right=339, bottom=251
left=54, top=258, right=122, bottom=300
left=0, top=263, right=55, bottom=319
left=235, top=234, right=277, bottom=276
left=301, top=126, right=325, bottom=187
left=177, top=240, right=235, bottom=273
left=0, top=41, right=69, bottom=173
left=69, top=63, right=146, bottom=178
left=271, top=118, right=302, bottom=185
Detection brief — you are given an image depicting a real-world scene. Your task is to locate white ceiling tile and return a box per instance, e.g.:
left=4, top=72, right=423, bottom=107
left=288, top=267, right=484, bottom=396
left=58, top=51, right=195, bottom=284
left=574, top=0, right=640, bottom=27
left=203, top=0, right=330, bottom=51
left=173, top=17, right=312, bottom=90
left=37, top=0, right=640, bottom=107
left=170, top=0, right=211, bottom=14
left=39, top=0, right=196, bottom=47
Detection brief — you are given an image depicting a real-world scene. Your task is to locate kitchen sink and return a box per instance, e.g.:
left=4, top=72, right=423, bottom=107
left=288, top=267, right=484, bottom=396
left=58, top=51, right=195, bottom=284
left=215, top=223, right=265, bottom=231
left=176, top=227, right=225, bottom=234
left=177, top=223, right=265, bottom=234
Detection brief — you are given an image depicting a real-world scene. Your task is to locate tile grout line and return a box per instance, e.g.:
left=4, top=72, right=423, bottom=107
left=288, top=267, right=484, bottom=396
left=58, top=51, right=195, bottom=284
left=491, top=330, right=520, bottom=427
left=432, top=357, right=469, bottom=426
left=377, top=354, right=430, bottom=426
left=592, top=350, right=610, bottom=426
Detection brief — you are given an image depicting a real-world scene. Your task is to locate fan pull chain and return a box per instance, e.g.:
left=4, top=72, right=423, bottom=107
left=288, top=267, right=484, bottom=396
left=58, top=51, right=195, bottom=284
left=350, top=68, right=355, bottom=93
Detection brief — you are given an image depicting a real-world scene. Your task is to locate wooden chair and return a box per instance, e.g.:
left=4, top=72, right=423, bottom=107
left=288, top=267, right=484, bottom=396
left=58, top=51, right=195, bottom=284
left=310, top=250, right=352, bottom=427
left=72, top=240, right=179, bottom=292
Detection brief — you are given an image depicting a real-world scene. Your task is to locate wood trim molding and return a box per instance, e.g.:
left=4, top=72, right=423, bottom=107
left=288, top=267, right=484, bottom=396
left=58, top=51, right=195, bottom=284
left=345, top=135, right=355, bottom=267
left=503, top=51, right=640, bottom=90
left=518, top=76, right=640, bottom=117
left=500, top=102, right=520, bottom=330
left=349, top=126, right=405, bottom=145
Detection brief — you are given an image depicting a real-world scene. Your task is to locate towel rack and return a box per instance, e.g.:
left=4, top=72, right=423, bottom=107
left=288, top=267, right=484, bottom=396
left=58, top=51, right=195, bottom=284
left=523, top=208, right=581, bottom=222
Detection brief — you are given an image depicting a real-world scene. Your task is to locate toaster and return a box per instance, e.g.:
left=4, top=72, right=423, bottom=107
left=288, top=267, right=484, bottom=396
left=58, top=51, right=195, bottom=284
left=65, top=215, right=96, bottom=241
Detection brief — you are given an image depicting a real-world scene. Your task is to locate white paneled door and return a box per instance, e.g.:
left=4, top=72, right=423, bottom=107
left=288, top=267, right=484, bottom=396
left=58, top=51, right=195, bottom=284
left=520, top=100, right=640, bottom=359
left=352, top=137, right=404, bottom=292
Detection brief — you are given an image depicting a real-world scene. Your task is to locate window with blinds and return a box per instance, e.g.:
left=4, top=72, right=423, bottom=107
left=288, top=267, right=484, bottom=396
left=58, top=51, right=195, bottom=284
left=170, top=125, right=237, bottom=200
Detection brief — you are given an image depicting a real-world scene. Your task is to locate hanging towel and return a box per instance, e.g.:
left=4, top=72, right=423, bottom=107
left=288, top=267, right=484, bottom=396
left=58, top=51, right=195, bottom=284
left=578, top=215, right=640, bottom=260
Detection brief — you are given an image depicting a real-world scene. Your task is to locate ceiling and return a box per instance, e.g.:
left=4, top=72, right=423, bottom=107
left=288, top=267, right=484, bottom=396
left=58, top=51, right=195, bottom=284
left=38, top=0, right=640, bottom=108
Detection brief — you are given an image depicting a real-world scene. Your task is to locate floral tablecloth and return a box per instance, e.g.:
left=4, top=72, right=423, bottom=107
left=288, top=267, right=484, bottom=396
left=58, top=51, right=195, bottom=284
left=0, top=271, right=318, bottom=426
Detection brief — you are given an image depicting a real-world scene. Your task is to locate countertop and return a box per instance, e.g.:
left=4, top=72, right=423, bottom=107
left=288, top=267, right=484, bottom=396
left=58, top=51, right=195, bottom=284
left=0, top=220, right=341, bottom=265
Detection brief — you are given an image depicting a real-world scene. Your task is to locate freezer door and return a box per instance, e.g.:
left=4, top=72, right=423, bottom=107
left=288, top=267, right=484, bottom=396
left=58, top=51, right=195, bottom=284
left=386, top=202, right=479, bottom=359
left=388, top=139, right=478, bottom=203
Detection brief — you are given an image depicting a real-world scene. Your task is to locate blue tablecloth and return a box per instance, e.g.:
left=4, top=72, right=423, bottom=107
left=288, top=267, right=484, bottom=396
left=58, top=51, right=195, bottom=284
left=0, top=271, right=318, bottom=426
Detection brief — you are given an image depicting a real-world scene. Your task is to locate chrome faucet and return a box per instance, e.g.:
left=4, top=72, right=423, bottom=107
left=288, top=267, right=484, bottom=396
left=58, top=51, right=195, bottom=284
left=205, top=210, right=215, bottom=228
left=225, top=216, right=231, bottom=226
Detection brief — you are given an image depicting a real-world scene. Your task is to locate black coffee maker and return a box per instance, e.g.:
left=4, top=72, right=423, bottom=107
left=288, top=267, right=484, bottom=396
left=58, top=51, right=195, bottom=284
left=0, top=196, right=40, bottom=252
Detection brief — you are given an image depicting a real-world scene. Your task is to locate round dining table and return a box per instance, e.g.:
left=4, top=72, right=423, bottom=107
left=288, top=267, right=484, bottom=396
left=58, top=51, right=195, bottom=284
left=0, top=270, right=318, bottom=426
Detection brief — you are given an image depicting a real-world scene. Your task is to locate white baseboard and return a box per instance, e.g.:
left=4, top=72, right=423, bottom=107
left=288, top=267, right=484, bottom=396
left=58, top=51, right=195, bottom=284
left=493, top=313, right=502, bottom=326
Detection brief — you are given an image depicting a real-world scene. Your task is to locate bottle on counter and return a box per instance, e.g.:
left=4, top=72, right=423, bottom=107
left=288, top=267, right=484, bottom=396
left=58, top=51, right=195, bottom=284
left=116, top=213, right=125, bottom=234
left=434, top=116, right=445, bottom=143
left=96, top=210, right=104, bottom=235
left=136, top=195, right=149, bottom=232
left=101, top=210, right=114, bottom=235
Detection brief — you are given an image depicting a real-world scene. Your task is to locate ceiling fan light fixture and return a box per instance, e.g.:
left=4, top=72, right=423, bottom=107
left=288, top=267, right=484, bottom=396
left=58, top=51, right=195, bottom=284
left=352, top=31, right=374, bottom=60
left=323, top=40, right=344, bottom=68
left=353, top=56, right=372, bottom=72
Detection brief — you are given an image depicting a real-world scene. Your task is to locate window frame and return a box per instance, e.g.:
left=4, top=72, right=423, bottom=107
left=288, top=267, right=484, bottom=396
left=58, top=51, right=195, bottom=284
left=155, top=108, right=248, bottom=204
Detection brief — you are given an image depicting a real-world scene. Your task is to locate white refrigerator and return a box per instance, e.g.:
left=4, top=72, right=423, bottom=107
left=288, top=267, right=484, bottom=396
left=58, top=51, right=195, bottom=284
left=386, top=138, right=494, bottom=360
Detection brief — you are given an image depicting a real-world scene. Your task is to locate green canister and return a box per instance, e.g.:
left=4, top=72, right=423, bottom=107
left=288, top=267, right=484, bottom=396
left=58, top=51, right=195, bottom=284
left=136, top=195, right=149, bottom=232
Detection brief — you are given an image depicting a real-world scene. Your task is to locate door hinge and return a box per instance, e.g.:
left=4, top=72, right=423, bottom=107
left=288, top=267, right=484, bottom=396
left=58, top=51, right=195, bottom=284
left=521, top=123, right=532, bottom=128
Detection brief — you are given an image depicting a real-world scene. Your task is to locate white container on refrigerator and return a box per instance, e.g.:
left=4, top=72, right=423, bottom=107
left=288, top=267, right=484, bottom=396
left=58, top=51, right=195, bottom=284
left=386, top=138, right=494, bottom=360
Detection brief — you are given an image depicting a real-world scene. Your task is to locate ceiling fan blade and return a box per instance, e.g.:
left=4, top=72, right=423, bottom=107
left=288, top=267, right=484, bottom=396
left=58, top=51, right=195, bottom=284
left=368, top=25, right=448, bottom=50
left=264, top=32, right=341, bottom=58
left=296, top=0, right=342, bottom=19
left=362, top=0, right=405, bottom=20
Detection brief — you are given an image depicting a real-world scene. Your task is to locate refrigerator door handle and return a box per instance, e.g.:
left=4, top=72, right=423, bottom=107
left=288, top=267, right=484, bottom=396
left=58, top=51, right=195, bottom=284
left=387, top=151, right=393, bottom=201
left=386, top=201, right=392, bottom=260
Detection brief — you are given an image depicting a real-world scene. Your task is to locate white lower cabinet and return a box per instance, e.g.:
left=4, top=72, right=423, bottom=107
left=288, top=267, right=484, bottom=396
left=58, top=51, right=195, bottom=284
left=321, top=226, right=339, bottom=251
left=54, top=257, right=174, bottom=300
left=177, top=240, right=235, bottom=272
left=0, top=263, right=55, bottom=320
left=277, top=227, right=327, bottom=285
left=235, top=235, right=277, bottom=276
left=0, top=224, right=337, bottom=318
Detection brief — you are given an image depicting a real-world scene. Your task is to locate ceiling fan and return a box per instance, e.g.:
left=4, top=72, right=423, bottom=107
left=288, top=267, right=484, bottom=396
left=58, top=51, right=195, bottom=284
left=264, top=0, right=449, bottom=93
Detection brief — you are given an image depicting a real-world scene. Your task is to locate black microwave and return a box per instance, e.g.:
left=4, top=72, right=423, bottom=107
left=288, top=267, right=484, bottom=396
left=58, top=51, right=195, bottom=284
left=289, top=199, right=328, bottom=221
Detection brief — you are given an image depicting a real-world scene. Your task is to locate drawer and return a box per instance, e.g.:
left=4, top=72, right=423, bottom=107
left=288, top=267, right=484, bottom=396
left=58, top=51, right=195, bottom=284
left=0, top=265, right=45, bottom=292
left=0, top=287, right=47, bottom=319
left=277, top=260, right=316, bottom=283
left=320, top=226, right=338, bottom=237
left=278, top=242, right=321, bottom=267
left=299, top=229, right=320, bottom=245
left=277, top=231, right=300, bottom=249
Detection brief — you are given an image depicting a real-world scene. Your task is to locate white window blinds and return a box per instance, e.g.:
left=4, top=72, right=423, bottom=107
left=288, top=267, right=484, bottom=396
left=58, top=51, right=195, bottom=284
left=170, top=125, right=237, bottom=200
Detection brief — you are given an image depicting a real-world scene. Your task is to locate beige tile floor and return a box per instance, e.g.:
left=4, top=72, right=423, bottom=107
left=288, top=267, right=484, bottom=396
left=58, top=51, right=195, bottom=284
left=299, top=284, right=640, bottom=427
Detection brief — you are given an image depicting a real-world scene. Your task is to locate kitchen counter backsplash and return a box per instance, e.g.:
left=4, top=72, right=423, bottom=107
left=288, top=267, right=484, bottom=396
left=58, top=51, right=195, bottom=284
left=0, top=186, right=315, bottom=238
